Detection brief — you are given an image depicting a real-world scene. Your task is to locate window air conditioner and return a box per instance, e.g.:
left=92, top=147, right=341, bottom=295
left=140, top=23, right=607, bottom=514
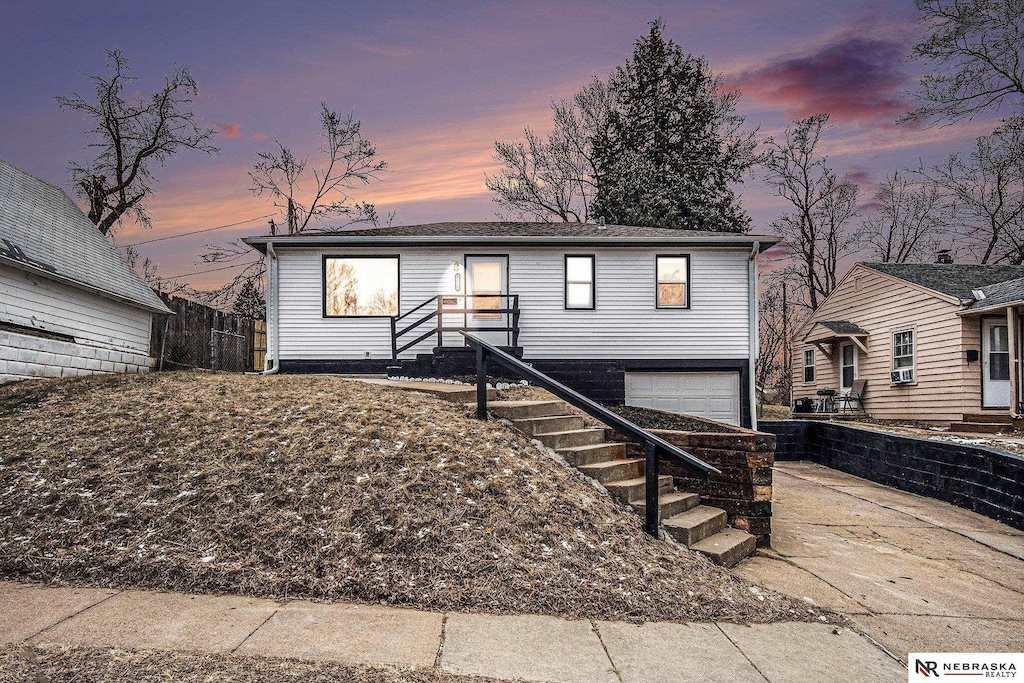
left=890, top=368, right=914, bottom=384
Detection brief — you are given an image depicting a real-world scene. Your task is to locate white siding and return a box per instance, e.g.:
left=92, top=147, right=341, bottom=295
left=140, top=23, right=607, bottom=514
left=1, top=263, right=152, bottom=353
left=276, top=246, right=751, bottom=360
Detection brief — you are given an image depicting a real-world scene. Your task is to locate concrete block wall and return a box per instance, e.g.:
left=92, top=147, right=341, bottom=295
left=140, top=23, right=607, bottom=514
left=761, top=420, right=1024, bottom=532
left=0, top=330, right=154, bottom=384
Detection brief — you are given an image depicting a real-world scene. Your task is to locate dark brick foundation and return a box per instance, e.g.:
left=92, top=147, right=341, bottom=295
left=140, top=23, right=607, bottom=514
left=610, top=427, right=775, bottom=547
left=761, top=420, right=1024, bottom=532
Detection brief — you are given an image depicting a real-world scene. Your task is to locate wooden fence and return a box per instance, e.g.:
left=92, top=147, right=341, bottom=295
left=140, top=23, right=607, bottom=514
left=151, top=293, right=263, bottom=373
left=253, top=320, right=267, bottom=371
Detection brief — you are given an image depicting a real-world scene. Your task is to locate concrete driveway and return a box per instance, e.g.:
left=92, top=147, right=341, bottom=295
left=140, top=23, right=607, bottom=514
left=735, top=462, right=1024, bottom=660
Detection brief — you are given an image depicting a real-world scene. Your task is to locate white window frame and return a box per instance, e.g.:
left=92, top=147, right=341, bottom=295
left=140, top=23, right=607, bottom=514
left=892, top=329, right=915, bottom=371
left=803, top=348, right=816, bottom=384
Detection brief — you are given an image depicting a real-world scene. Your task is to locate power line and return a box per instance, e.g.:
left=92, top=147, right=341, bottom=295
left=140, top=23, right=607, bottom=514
left=154, top=260, right=260, bottom=281
left=118, top=214, right=276, bottom=248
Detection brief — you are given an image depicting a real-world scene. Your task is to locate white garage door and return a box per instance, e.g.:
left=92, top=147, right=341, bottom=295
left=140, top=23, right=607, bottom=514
left=625, top=372, right=741, bottom=426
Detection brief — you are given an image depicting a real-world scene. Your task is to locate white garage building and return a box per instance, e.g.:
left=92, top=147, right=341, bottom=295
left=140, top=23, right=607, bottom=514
left=0, top=157, right=171, bottom=383
left=245, top=223, right=775, bottom=428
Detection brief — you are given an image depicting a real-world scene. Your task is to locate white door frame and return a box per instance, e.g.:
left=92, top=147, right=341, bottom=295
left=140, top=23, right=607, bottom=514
left=982, top=317, right=1011, bottom=409
left=839, top=341, right=858, bottom=395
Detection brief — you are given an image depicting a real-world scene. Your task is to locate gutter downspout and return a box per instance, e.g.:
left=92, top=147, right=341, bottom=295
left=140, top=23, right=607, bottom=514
left=749, top=242, right=760, bottom=431
left=248, top=242, right=280, bottom=375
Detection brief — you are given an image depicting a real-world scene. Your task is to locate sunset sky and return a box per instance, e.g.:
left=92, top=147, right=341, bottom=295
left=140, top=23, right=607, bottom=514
left=0, top=0, right=1008, bottom=290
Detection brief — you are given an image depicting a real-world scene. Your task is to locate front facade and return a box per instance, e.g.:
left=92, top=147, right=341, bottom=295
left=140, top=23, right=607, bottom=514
left=246, top=223, right=777, bottom=428
left=793, top=262, right=1024, bottom=422
left=0, top=158, right=170, bottom=383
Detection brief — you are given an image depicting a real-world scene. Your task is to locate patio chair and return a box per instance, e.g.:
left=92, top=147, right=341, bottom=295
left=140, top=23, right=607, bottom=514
left=839, top=379, right=867, bottom=414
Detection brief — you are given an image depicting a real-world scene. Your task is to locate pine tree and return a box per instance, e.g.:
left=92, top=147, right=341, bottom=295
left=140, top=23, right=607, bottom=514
left=592, top=19, right=758, bottom=232
left=231, top=279, right=266, bottom=320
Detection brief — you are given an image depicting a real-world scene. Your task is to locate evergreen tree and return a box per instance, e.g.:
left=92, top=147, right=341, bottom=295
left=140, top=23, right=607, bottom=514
left=231, top=279, right=266, bottom=320
left=591, top=20, right=758, bottom=232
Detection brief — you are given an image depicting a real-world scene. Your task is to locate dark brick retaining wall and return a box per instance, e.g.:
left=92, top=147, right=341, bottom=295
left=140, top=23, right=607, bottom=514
left=761, top=420, right=1024, bottom=532
left=611, top=428, right=775, bottom=547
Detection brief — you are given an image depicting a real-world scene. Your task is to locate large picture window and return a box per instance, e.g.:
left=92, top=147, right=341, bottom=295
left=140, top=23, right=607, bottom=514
left=656, top=255, right=689, bottom=308
left=323, top=256, right=399, bottom=317
left=565, top=255, right=595, bottom=309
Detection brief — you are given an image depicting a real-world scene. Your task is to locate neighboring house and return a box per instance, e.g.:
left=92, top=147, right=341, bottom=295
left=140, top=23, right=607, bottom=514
left=0, top=157, right=171, bottom=383
left=792, top=261, right=1024, bottom=423
left=244, top=223, right=777, bottom=428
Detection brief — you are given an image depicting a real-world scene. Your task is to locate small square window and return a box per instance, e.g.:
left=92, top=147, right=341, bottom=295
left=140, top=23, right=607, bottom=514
left=565, top=255, right=595, bottom=309
left=803, top=349, right=816, bottom=384
left=656, top=256, right=689, bottom=308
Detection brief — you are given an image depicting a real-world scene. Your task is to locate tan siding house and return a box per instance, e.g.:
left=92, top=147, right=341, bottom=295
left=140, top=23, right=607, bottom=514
left=792, top=262, right=1024, bottom=424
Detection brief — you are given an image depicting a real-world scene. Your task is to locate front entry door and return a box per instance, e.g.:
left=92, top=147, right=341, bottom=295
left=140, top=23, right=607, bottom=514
left=465, top=255, right=509, bottom=346
left=982, top=318, right=1011, bottom=408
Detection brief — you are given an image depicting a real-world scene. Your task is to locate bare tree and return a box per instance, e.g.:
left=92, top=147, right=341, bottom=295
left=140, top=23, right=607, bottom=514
left=763, top=114, right=861, bottom=309
left=56, top=49, right=218, bottom=235
left=199, top=105, right=390, bottom=309
left=924, top=116, right=1024, bottom=262
left=250, top=103, right=389, bottom=235
left=485, top=78, right=612, bottom=222
left=902, top=0, right=1024, bottom=126
left=860, top=170, right=946, bottom=262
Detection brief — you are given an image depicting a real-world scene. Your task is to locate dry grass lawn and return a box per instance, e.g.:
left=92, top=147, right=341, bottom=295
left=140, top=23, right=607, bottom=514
left=0, top=645, right=501, bottom=683
left=0, top=373, right=821, bottom=624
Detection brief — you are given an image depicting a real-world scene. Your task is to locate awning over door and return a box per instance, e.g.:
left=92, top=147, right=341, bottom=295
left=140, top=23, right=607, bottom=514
left=803, top=320, right=870, bottom=355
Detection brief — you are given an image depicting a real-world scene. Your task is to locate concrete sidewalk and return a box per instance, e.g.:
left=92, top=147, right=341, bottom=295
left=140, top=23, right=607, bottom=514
left=0, top=581, right=904, bottom=683
left=736, top=462, right=1024, bottom=659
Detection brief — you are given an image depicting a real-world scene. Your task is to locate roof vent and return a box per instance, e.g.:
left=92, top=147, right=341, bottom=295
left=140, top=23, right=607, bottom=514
left=972, top=288, right=986, bottom=300
left=936, top=249, right=953, bottom=264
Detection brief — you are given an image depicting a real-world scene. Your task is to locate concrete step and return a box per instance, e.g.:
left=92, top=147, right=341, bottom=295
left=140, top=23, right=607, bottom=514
left=556, top=442, right=626, bottom=466
left=577, top=458, right=644, bottom=484
left=690, top=528, right=757, bottom=567
left=631, top=491, right=700, bottom=520
left=663, top=505, right=727, bottom=546
left=962, top=413, right=1013, bottom=425
left=513, top=414, right=584, bottom=436
left=605, top=475, right=673, bottom=505
left=488, top=400, right=568, bottom=420
left=534, top=428, right=605, bottom=449
left=949, top=421, right=1011, bottom=434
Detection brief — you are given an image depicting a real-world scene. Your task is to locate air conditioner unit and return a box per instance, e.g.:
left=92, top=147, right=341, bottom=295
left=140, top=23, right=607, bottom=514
left=890, top=368, right=914, bottom=384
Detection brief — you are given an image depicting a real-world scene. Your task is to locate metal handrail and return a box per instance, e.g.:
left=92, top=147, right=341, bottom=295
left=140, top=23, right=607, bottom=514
left=391, top=294, right=521, bottom=359
left=460, top=331, right=719, bottom=535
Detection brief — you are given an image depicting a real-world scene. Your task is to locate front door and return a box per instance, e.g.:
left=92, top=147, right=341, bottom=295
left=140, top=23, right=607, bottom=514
left=840, top=342, right=857, bottom=395
left=465, top=255, right=509, bottom=346
left=982, top=318, right=1011, bottom=408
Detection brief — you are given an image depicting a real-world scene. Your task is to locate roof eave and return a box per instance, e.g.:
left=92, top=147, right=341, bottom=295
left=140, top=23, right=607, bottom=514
left=241, top=234, right=782, bottom=254
left=1, top=255, right=172, bottom=315
left=958, top=300, right=1024, bottom=316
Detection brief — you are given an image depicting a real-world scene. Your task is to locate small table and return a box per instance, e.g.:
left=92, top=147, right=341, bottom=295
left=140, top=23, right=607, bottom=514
left=816, top=389, right=837, bottom=413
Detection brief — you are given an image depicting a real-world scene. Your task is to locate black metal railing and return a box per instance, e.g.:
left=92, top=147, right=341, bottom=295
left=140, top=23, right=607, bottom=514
left=390, top=294, right=521, bottom=359
left=461, top=331, right=719, bottom=535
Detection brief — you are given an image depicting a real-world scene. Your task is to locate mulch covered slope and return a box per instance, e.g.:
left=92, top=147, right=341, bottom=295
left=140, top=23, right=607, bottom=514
left=0, top=373, right=819, bottom=624
left=0, top=646, right=501, bottom=683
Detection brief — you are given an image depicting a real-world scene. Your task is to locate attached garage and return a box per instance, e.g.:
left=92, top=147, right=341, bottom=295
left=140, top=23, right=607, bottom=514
left=624, top=371, right=741, bottom=426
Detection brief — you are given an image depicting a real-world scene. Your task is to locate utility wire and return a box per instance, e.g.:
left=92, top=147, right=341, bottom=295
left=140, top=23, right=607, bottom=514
left=118, top=214, right=276, bottom=248
left=154, top=260, right=260, bottom=281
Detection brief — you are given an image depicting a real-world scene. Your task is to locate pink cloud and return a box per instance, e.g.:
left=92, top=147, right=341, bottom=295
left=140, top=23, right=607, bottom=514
left=219, top=122, right=242, bottom=138
left=252, top=132, right=267, bottom=141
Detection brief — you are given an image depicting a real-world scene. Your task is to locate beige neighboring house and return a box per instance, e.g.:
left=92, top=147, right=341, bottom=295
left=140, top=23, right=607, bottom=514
left=792, top=261, right=1024, bottom=425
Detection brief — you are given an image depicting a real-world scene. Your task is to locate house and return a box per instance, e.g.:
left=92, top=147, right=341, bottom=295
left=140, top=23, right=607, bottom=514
left=0, top=157, right=171, bottom=383
left=792, top=261, right=1024, bottom=424
left=243, top=223, right=778, bottom=428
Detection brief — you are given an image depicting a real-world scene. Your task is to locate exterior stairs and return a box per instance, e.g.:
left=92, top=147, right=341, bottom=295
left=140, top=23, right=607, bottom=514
left=490, top=399, right=757, bottom=567
left=949, top=413, right=1015, bottom=434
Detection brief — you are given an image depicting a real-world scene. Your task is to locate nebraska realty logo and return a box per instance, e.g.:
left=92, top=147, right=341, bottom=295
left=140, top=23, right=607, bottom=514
left=910, top=653, right=1022, bottom=680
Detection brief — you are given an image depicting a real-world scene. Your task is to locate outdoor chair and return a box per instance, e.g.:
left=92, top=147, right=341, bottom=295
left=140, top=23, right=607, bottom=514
left=839, top=379, right=867, bottom=414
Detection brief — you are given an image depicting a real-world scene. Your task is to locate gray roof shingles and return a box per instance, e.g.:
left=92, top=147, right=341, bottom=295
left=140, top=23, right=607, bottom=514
left=0, top=158, right=169, bottom=313
left=819, top=320, right=869, bottom=335
left=864, top=262, right=1024, bottom=300
left=334, top=222, right=741, bottom=238
left=964, top=276, right=1024, bottom=311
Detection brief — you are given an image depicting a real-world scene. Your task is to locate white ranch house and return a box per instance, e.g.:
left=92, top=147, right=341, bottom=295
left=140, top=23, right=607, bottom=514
left=244, top=223, right=777, bottom=428
left=0, top=157, right=170, bottom=383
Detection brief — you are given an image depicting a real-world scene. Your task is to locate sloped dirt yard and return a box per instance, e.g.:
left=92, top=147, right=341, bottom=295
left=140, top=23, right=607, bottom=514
left=0, top=373, right=819, bottom=624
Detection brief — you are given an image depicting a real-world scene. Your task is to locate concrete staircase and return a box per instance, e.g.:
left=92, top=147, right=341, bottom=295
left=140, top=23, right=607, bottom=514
left=490, top=399, right=756, bottom=567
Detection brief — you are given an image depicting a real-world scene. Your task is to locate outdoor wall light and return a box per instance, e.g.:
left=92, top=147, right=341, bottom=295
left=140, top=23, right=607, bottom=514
left=453, top=262, right=462, bottom=292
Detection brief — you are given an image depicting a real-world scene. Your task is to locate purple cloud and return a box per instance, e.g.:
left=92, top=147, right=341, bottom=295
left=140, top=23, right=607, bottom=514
left=731, top=34, right=912, bottom=123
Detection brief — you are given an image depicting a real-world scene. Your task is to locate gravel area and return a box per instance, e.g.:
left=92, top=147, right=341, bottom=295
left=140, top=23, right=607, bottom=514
left=0, top=373, right=822, bottom=624
left=0, top=645, right=500, bottom=683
